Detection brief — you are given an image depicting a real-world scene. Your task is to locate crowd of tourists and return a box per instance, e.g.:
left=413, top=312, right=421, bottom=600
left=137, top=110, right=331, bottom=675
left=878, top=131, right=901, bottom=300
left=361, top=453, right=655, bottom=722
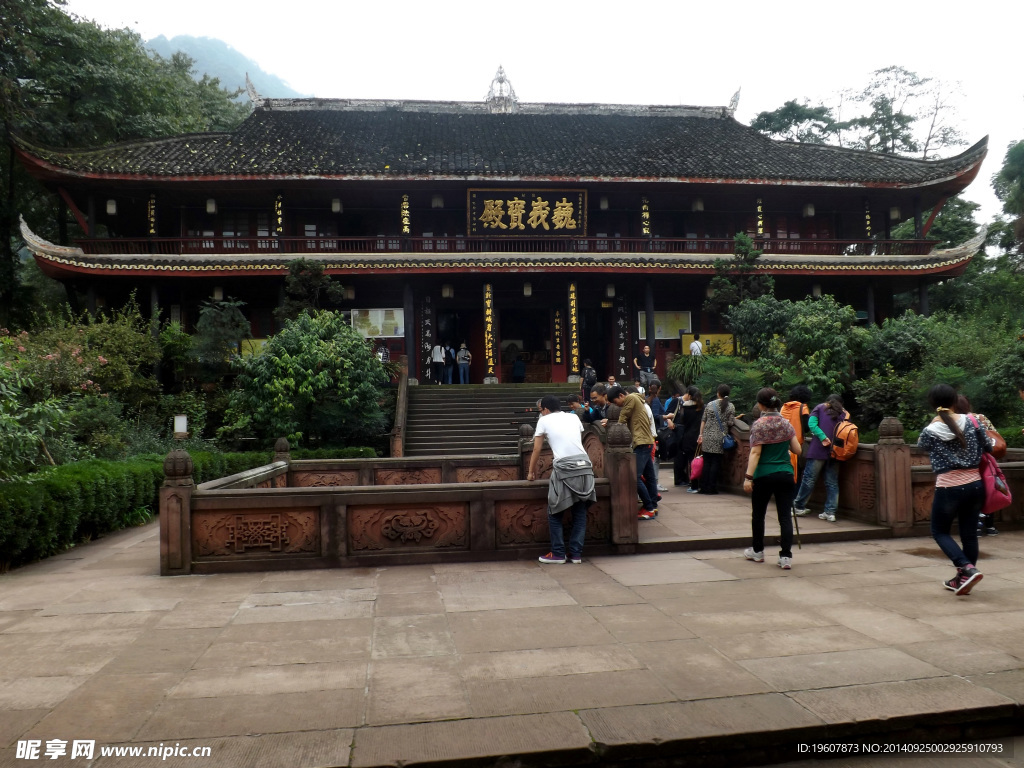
left=530, top=356, right=1008, bottom=598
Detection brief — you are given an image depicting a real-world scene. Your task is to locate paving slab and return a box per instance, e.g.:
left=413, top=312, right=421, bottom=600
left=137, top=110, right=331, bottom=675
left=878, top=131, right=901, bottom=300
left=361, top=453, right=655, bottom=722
left=738, top=647, right=947, bottom=691
left=370, top=614, right=456, bottom=658
left=789, top=676, right=1016, bottom=724
left=625, top=638, right=775, bottom=700
left=464, top=668, right=675, bottom=718
left=350, top=712, right=593, bottom=768
left=25, top=672, right=182, bottom=744
left=366, top=656, right=470, bottom=725
left=135, top=689, right=365, bottom=741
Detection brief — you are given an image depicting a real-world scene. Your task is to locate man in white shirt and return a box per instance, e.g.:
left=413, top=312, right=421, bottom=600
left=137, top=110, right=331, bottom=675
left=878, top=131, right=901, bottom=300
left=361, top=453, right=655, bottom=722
left=527, top=395, right=596, bottom=564
left=689, top=333, right=703, bottom=356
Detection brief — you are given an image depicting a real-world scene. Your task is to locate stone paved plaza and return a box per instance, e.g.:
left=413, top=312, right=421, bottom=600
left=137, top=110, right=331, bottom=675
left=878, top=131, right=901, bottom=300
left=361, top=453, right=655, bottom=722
left=1, top=485, right=1023, bottom=767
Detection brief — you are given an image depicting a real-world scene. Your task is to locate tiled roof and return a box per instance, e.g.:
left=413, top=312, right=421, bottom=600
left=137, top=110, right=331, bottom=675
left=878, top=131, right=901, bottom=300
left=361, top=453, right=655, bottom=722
left=14, top=99, right=987, bottom=186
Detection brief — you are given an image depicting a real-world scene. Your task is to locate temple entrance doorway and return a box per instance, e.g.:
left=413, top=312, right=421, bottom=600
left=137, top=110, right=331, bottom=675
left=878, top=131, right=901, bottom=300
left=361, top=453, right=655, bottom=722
left=499, top=307, right=550, bottom=383
left=437, top=309, right=485, bottom=383
left=578, top=306, right=610, bottom=383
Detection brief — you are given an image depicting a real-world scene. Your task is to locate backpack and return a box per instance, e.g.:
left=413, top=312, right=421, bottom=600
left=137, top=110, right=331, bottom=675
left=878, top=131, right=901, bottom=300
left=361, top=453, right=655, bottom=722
left=830, top=419, right=859, bottom=461
left=969, top=415, right=1013, bottom=515
left=445, top=346, right=456, bottom=365
left=582, top=367, right=597, bottom=391
left=780, top=401, right=808, bottom=440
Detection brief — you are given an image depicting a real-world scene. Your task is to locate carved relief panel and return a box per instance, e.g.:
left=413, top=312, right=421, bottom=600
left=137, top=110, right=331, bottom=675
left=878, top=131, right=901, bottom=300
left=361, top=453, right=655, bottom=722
left=291, top=470, right=360, bottom=487
left=912, top=483, right=934, bottom=524
left=193, top=508, right=320, bottom=558
left=375, top=468, right=443, bottom=485
left=455, top=466, right=520, bottom=483
left=496, top=499, right=549, bottom=545
left=857, top=464, right=876, bottom=512
left=349, top=504, right=467, bottom=551
left=496, top=498, right=608, bottom=547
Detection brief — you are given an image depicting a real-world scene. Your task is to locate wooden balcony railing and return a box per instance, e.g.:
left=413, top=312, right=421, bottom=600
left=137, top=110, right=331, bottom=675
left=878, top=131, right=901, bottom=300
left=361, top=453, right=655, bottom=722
left=75, top=236, right=938, bottom=258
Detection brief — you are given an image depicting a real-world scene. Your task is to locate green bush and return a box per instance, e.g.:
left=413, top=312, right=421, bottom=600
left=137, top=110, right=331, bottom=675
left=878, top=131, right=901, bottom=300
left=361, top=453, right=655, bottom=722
left=694, top=356, right=767, bottom=417
left=221, top=310, right=390, bottom=447
left=0, top=445, right=379, bottom=569
left=292, top=447, right=377, bottom=460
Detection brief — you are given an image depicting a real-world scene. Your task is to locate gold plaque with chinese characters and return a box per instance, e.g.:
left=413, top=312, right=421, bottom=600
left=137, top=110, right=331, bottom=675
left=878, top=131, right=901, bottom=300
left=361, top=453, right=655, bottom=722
left=469, top=190, right=587, bottom=237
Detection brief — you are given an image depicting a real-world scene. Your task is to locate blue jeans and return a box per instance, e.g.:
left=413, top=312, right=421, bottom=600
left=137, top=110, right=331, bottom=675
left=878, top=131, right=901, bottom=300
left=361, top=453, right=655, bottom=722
left=444, top=365, right=454, bottom=384
left=548, top=499, right=589, bottom=559
left=793, top=458, right=838, bottom=513
left=931, top=480, right=983, bottom=568
left=752, top=471, right=795, bottom=558
left=458, top=362, right=470, bottom=384
left=635, top=445, right=659, bottom=511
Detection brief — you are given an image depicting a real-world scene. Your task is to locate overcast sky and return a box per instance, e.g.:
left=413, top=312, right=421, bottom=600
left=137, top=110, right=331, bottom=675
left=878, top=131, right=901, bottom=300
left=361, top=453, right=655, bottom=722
left=62, top=0, right=1023, bottom=222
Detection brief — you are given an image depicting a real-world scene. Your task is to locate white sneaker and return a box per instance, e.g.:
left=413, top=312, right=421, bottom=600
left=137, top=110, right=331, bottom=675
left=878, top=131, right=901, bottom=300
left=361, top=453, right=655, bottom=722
left=792, top=507, right=810, bottom=516
left=743, top=548, right=764, bottom=562
left=818, top=512, right=836, bottom=522
left=778, top=556, right=792, bottom=570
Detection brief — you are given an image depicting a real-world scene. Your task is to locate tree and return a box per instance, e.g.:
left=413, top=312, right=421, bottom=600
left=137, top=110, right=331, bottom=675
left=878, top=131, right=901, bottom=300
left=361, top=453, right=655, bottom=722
left=220, top=311, right=390, bottom=447
left=703, top=233, right=774, bottom=320
left=750, top=100, right=837, bottom=144
left=994, top=140, right=1024, bottom=219
left=727, top=295, right=863, bottom=397
left=752, top=66, right=966, bottom=160
left=193, top=298, right=252, bottom=384
left=1, top=1, right=248, bottom=327
left=273, top=259, right=346, bottom=324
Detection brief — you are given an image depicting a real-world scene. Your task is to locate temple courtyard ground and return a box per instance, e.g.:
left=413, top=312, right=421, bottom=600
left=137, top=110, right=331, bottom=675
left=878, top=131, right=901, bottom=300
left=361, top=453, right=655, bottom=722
left=1, top=483, right=1023, bottom=767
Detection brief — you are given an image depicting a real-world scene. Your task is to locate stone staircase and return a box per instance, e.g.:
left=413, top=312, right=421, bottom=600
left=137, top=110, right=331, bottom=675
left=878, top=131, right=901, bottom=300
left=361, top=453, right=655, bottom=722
left=403, top=383, right=580, bottom=457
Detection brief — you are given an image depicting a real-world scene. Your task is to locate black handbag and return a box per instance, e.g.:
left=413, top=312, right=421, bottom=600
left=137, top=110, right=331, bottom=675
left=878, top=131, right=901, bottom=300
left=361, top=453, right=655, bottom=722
left=657, top=426, right=677, bottom=458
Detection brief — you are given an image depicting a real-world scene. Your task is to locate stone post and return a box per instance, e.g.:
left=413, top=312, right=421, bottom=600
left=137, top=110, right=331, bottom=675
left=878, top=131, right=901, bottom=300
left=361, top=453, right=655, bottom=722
left=874, top=416, right=914, bottom=533
left=605, top=420, right=638, bottom=550
left=273, top=437, right=291, bottom=464
left=160, top=449, right=194, bottom=576
left=518, top=422, right=535, bottom=479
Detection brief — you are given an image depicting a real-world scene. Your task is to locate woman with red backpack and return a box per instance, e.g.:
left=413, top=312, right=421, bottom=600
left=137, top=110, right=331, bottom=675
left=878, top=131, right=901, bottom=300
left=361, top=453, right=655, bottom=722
left=918, top=384, right=988, bottom=596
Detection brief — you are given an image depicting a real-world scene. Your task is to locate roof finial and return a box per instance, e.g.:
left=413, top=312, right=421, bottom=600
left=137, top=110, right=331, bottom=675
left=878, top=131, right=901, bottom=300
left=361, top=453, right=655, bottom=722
left=245, top=73, right=262, bottom=105
left=727, top=87, right=741, bottom=117
left=486, top=66, right=518, bottom=114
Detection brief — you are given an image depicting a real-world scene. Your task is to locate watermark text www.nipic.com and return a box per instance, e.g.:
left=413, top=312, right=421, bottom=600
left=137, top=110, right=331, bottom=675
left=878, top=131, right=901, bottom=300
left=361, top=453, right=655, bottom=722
left=17, top=740, right=212, bottom=760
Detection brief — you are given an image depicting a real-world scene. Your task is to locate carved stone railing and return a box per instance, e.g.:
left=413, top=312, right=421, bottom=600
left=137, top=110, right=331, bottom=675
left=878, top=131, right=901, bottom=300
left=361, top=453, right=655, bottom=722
left=160, top=430, right=638, bottom=575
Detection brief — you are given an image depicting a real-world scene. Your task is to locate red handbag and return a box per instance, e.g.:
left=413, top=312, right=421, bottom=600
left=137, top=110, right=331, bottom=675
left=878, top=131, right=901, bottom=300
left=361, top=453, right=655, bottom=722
left=690, top=446, right=704, bottom=481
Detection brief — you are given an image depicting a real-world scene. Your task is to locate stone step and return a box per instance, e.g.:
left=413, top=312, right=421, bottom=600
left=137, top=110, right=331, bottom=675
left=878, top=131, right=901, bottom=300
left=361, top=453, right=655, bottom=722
left=402, top=383, right=575, bottom=455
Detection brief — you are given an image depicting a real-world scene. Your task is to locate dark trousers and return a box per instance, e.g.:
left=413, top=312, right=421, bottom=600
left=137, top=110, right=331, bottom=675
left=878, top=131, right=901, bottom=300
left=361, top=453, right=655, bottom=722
left=700, top=451, right=723, bottom=493
left=432, top=362, right=444, bottom=383
left=751, top=471, right=796, bottom=558
left=931, top=480, right=984, bottom=568
left=674, top=446, right=696, bottom=487
left=634, top=445, right=659, bottom=512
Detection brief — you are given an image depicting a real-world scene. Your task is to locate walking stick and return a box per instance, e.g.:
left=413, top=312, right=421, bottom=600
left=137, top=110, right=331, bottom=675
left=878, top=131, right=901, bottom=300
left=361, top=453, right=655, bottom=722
left=792, top=503, right=801, bottom=549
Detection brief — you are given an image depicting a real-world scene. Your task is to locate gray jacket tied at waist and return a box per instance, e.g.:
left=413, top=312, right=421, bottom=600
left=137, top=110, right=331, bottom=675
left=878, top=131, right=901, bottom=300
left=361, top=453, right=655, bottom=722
left=548, top=453, right=596, bottom=514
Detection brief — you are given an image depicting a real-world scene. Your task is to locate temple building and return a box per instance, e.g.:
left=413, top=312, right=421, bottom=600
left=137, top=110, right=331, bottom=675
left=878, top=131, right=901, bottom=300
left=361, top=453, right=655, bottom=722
left=16, top=69, right=987, bottom=383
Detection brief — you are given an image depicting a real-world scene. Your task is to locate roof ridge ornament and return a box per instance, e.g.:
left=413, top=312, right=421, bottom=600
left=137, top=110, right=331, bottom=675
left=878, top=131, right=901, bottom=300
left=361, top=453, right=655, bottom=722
left=245, top=73, right=262, bottom=106
left=486, top=66, right=518, bottom=114
left=727, top=87, right=741, bottom=117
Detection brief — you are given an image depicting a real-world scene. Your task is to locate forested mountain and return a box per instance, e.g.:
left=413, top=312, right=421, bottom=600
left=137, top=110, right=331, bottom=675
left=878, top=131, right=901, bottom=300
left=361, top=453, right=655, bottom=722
left=145, top=35, right=307, bottom=99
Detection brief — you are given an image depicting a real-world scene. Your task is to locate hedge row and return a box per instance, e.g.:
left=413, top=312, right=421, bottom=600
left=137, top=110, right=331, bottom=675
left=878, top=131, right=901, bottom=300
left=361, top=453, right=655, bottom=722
left=0, top=448, right=370, bottom=571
